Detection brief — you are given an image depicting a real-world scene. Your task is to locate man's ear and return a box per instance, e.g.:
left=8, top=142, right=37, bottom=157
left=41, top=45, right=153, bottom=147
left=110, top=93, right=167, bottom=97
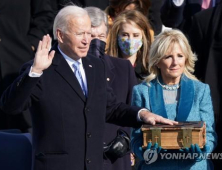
left=57, top=29, right=64, bottom=43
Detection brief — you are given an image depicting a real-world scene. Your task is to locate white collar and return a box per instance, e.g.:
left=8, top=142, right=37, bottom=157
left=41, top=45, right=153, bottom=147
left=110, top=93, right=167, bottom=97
left=57, top=45, right=82, bottom=67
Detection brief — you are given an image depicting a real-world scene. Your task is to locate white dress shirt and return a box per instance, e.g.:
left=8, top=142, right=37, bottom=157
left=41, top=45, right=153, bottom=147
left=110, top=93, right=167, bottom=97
left=57, top=46, right=87, bottom=89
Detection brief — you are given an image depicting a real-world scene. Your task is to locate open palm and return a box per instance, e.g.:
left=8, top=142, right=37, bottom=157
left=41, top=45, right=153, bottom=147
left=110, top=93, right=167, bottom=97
left=32, top=34, right=55, bottom=73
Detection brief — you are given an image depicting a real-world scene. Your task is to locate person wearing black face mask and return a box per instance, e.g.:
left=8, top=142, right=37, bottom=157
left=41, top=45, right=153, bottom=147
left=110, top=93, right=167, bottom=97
left=88, top=38, right=106, bottom=58
left=85, top=7, right=137, bottom=170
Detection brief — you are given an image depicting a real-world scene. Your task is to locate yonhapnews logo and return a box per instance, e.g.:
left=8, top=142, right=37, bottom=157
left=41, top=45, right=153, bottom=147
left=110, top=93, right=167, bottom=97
left=143, top=149, right=222, bottom=165
left=143, top=149, right=158, bottom=164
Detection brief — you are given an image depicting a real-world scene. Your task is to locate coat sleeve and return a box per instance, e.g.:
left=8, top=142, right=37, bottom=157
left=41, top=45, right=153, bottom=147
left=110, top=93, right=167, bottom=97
left=0, top=62, right=41, bottom=115
left=28, top=0, right=54, bottom=50
left=104, top=60, right=142, bottom=128
left=199, top=84, right=217, bottom=153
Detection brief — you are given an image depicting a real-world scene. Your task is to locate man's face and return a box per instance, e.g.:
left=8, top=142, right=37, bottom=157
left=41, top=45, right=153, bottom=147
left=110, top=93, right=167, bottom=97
left=58, top=15, right=92, bottom=60
left=91, top=22, right=107, bottom=42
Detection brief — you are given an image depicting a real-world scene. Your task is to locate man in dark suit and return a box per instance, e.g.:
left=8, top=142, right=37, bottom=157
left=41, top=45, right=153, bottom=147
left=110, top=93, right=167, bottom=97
left=189, top=2, right=222, bottom=169
left=0, top=5, right=176, bottom=170
left=85, top=6, right=137, bottom=170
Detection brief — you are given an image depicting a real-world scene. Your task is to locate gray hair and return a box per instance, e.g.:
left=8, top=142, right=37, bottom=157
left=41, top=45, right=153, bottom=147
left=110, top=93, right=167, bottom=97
left=53, top=5, right=88, bottom=39
left=84, top=7, right=108, bottom=34
left=145, top=29, right=198, bottom=84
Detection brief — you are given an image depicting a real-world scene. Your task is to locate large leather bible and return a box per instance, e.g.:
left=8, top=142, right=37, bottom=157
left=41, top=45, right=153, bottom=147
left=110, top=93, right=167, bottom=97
left=141, top=121, right=206, bottom=149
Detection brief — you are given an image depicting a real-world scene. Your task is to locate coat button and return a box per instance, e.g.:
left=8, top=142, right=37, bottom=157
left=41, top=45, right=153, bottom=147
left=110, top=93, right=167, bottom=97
left=103, top=142, right=106, bottom=145
left=86, top=159, right=91, bottom=164
left=0, top=38, right=1, bottom=42
left=87, top=133, right=92, bottom=138
left=85, top=107, right=90, bottom=112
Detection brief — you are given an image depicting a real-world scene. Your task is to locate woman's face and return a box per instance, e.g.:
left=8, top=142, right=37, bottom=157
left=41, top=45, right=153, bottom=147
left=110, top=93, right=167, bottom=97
left=118, top=22, right=142, bottom=40
left=117, top=22, right=143, bottom=59
left=157, top=43, right=186, bottom=84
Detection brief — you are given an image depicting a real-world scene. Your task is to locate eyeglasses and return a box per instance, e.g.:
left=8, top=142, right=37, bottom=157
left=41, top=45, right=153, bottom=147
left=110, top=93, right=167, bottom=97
left=73, top=32, right=92, bottom=39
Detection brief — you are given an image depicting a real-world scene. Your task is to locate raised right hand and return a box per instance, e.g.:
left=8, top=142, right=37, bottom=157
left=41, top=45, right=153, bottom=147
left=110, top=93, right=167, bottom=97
left=32, top=34, right=55, bottom=73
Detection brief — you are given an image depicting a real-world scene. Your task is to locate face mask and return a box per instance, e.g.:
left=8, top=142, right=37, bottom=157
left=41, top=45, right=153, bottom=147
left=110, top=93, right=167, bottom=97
left=88, top=38, right=106, bottom=58
left=118, top=36, right=143, bottom=56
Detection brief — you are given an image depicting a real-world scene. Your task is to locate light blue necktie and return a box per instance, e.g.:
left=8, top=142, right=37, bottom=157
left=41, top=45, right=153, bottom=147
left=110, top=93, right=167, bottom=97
left=73, top=62, right=87, bottom=96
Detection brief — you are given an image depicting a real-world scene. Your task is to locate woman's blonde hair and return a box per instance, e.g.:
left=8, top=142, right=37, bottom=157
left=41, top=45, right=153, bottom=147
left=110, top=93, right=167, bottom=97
left=145, top=29, right=198, bottom=84
left=106, top=10, right=152, bottom=71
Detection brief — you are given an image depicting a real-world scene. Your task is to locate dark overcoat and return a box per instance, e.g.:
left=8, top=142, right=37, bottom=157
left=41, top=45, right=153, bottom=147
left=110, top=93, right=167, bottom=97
left=101, top=55, right=137, bottom=170
left=0, top=46, right=141, bottom=170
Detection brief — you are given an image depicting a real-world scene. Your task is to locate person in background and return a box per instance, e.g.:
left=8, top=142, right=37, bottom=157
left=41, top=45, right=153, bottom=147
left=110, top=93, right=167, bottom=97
left=106, top=10, right=153, bottom=82
left=50, top=0, right=109, bottom=16
left=131, top=29, right=217, bottom=170
left=0, top=5, right=177, bottom=170
left=105, top=0, right=153, bottom=36
left=85, top=6, right=137, bottom=170
left=105, top=0, right=163, bottom=35
left=189, top=2, right=222, bottom=169
left=161, top=0, right=221, bottom=35
left=0, top=0, right=54, bottom=132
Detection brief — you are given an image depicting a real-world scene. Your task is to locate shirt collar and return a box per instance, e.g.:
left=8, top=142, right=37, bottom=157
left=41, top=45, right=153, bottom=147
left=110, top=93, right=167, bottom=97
left=57, top=45, right=82, bottom=66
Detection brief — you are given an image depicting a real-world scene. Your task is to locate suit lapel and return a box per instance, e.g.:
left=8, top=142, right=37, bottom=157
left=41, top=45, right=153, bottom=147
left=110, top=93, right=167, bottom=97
left=82, top=57, right=95, bottom=104
left=52, top=47, right=86, bottom=102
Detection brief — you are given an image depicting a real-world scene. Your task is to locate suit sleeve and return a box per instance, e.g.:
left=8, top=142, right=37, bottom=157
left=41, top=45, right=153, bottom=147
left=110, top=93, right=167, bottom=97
left=199, top=84, right=217, bottom=153
left=28, top=0, right=54, bottom=50
left=103, top=60, right=142, bottom=127
left=0, top=63, right=41, bottom=115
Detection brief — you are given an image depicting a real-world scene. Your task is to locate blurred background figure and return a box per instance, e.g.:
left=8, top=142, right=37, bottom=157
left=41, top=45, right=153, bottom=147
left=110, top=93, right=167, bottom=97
left=105, top=0, right=163, bottom=35
left=189, top=2, right=222, bottom=169
left=0, top=0, right=54, bottom=132
left=68, top=0, right=109, bottom=9
left=85, top=6, right=137, bottom=170
left=51, top=0, right=109, bottom=12
left=106, top=10, right=153, bottom=82
left=161, top=0, right=221, bottom=35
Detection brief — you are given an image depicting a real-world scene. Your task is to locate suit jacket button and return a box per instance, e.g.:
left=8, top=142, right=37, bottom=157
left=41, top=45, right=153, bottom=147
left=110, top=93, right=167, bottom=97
left=85, top=107, right=90, bottom=112
left=87, top=133, right=92, bottom=138
left=86, top=159, right=91, bottom=164
left=103, top=142, right=106, bottom=145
